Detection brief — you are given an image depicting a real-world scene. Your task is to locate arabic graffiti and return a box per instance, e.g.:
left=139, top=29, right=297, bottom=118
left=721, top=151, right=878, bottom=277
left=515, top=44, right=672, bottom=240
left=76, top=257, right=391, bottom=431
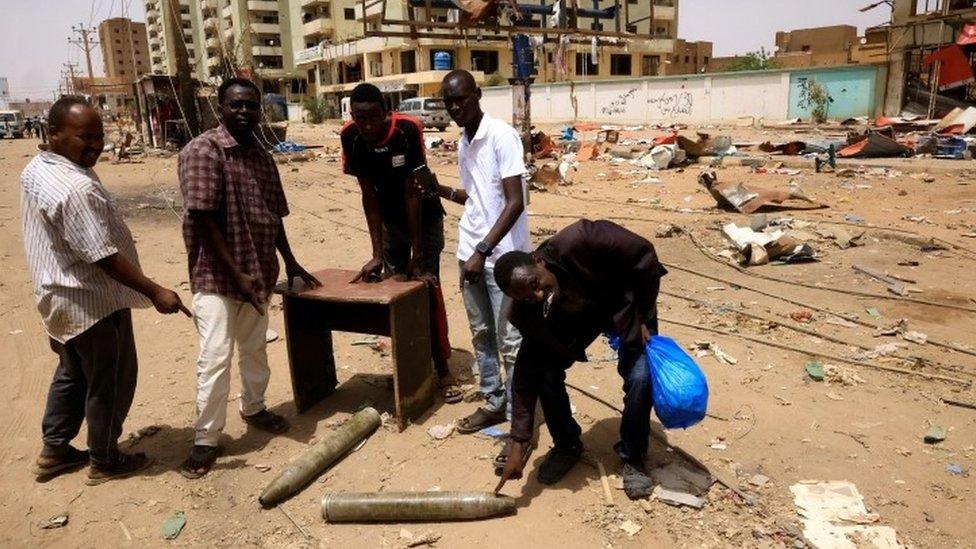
left=600, top=88, right=639, bottom=116
left=647, top=91, right=695, bottom=117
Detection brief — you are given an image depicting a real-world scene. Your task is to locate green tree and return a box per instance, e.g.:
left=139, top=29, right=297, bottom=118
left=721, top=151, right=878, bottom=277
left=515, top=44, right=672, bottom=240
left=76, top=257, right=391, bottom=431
left=303, top=95, right=328, bottom=124
left=724, top=47, right=779, bottom=72
left=798, top=79, right=831, bottom=123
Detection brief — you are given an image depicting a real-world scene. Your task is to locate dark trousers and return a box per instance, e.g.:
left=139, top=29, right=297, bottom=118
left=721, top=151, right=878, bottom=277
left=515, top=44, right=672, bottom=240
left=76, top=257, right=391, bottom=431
left=41, top=309, right=138, bottom=467
left=383, top=217, right=451, bottom=376
left=538, top=346, right=653, bottom=464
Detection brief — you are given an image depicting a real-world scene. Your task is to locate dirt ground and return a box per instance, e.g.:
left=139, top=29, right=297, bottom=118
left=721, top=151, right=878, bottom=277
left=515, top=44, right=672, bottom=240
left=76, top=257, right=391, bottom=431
left=0, top=119, right=974, bottom=548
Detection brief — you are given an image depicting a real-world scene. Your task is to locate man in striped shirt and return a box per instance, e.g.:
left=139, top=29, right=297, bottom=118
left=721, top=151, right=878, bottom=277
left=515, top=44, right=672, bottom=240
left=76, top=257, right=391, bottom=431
left=20, top=96, right=190, bottom=484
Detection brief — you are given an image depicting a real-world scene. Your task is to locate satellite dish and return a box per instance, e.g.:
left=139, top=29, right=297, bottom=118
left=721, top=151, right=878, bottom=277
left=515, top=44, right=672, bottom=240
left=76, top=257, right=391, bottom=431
left=860, top=37, right=867, bottom=45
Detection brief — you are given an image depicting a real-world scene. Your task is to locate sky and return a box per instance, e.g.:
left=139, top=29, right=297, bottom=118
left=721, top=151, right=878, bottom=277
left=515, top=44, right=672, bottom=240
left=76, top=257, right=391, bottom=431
left=0, top=0, right=891, bottom=101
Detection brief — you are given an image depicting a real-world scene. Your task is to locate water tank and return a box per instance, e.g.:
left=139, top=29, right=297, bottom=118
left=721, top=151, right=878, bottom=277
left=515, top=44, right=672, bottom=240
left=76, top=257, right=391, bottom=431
left=433, top=51, right=453, bottom=71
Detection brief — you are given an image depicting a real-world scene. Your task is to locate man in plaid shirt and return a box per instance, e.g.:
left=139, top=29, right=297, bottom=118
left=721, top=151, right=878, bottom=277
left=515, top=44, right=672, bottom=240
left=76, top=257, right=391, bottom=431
left=178, top=78, right=320, bottom=479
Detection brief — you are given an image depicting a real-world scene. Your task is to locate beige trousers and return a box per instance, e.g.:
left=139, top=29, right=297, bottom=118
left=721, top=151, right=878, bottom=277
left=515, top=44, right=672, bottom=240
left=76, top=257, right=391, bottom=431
left=192, top=292, right=270, bottom=447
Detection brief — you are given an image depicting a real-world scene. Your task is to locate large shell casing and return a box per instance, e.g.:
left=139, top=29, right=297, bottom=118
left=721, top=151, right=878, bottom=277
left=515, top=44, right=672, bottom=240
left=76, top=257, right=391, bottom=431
left=321, top=491, right=517, bottom=522
left=259, top=407, right=382, bottom=507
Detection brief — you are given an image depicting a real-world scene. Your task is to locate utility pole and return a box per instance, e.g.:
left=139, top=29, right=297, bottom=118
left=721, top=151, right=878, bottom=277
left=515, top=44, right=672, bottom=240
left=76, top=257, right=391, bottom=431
left=62, top=62, right=79, bottom=95
left=69, top=25, right=99, bottom=85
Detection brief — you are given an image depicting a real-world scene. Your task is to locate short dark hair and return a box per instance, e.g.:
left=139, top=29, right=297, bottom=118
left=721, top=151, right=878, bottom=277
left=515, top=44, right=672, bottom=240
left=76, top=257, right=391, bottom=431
left=349, top=83, right=385, bottom=109
left=494, top=251, right=536, bottom=293
left=217, top=78, right=260, bottom=104
left=442, top=69, right=478, bottom=93
left=48, top=96, right=91, bottom=132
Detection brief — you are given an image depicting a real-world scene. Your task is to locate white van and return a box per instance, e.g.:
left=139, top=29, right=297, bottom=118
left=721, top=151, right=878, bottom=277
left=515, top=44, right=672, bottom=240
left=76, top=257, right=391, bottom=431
left=0, top=110, right=25, bottom=139
left=396, top=97, right=450, bottom=131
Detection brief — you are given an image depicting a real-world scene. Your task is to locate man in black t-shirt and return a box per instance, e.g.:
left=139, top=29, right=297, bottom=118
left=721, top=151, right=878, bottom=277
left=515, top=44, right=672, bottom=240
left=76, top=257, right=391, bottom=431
left=340, top=83, right=460, bottom=403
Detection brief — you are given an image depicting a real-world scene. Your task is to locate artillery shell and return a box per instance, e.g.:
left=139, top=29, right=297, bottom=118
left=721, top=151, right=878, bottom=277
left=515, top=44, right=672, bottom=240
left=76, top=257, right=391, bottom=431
left=321, top=491, right=517, bottom=522
left=258, top=407, right=381, bottom=507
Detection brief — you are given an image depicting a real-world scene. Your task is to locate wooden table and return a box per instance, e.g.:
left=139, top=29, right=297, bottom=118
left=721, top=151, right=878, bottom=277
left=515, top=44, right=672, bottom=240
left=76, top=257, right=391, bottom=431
left=273, top=269, right=435, bottom=430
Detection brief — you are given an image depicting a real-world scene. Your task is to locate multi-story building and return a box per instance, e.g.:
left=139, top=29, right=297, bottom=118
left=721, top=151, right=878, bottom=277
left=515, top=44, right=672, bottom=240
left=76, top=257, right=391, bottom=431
left=99, top=18, right=152, bottom=80
left=882, top=0, right=976, bottom=115
left=296, top=0, right=680, bottom=114
left=772, top=25, right=858, bottom=68
left=144, top=0, right=201, bottom=76
left=667, top=39, right=712, bottom=75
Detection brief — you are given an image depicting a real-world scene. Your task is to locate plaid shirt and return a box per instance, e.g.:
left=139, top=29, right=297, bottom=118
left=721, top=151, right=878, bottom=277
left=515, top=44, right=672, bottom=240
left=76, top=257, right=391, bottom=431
left=178, top=125, right=289, bottom=302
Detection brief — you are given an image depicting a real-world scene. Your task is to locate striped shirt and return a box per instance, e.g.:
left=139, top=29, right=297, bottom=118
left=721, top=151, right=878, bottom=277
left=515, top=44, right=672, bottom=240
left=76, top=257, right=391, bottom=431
left=20, top=152, right=150, bottom=343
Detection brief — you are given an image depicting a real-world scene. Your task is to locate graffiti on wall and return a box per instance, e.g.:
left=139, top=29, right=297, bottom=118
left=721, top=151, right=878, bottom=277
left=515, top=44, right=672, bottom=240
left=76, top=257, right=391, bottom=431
left=600, top=88, right=639, bottom=116
left=647, top=91, right=695, bottom=118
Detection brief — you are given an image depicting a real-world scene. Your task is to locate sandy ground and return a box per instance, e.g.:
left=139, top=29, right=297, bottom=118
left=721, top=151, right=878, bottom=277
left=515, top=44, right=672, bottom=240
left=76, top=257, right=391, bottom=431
left=0, top=120, right=974, bottom=548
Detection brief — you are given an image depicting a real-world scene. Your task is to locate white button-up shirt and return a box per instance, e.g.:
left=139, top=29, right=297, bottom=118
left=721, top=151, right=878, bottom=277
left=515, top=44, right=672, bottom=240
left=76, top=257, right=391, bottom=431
left=456, top=112, right=530, bottom=268
left=20, top=152, right=150, bottom=343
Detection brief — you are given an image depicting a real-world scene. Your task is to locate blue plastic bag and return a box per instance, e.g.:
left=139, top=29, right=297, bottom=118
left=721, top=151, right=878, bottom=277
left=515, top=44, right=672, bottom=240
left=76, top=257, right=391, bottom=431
left=646, top=336, right=708, bottom=429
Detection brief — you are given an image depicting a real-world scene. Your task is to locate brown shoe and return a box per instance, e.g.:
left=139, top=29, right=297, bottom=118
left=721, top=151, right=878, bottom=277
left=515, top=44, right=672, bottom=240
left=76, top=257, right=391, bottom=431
left=86, top=452, right=152, bottom=486
left=31, top=445, right=89, bottom=479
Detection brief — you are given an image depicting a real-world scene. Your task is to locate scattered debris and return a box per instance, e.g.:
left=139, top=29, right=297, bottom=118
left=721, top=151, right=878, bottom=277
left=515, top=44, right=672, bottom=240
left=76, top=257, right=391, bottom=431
left=749, top=474, right=771, bottom=488
left=924, top=425, right=948, bottom=444
left=655, top=224, right=683, bottom=238
left=401, top=529, right=443, bottom=548
left=162, top=511, right=187, bottom=540
left=874, top=319, right=908, bottom=337
left=618, top=520, right=642, bottom=537
left=38, top=513, right=69, bottom=530
left=852, top=265, right=911, bottom=296
left=902, top=330, right=928, bottom=345
left=805, top=361, right=825, bottom=381
left=426, top=423, right=455, bottom=440
left=694, top=341, right=738, bottom=365
left=254, top=463, right=272, bottom=472
left=652, top=485, right=706, bottom=509
left=265, top=329, right=279, bottom=343
left=790, top=310, right=814, bottom=324
left=790, top=481, right=899, bottom=549
left=699, top=171, right=818, bottom=214
left=946, top=463, right=966, bottom=476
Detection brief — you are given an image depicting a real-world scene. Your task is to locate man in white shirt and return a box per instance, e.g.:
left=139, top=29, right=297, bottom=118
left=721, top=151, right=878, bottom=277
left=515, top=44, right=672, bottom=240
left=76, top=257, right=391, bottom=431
left=20, top=96, right=190, bottom=484
left=429, top=70, right=529, bottom=445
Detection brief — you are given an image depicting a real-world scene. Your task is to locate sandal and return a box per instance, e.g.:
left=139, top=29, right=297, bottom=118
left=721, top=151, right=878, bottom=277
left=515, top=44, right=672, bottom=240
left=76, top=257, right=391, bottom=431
left=493, top=438, right=513, bottom=472
left=439, top=375, right=463, bottom=404
left=180, top=445, right=221, bottom=479
left=456, top=407, right=507, bottom=434
left=86, top=452, right=153, bottom=486
left=32, top=445, right=89, bottom=479
left=241, top=410, right=290, bottom=434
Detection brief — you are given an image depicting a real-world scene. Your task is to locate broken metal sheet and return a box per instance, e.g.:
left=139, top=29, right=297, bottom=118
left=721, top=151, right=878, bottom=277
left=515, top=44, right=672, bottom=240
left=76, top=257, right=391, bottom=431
left=722, top=223, right=783, bottom=251
left=652, top=485, right=705, bottom=509
left=838, top=133, right=912, bottom=158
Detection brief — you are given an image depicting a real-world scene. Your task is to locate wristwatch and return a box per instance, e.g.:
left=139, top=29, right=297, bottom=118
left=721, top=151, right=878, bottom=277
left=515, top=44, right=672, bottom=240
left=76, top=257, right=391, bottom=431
left=475, top=241, right=493, bottom=257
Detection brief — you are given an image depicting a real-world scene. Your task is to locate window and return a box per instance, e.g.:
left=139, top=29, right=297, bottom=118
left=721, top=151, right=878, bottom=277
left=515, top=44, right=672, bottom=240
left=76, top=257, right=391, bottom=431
left=471, top=50, right=499, bottom=73
left=117, top=49, right=123, bottom=55
left=704, top=56, right=710, bottom=65
left=801, top=45, right=810, bottom=52
left=684, top=55, right=690, bottom=63
left=116, top=39, right=122, bottom=43
left=626, top=24, right=637, bottom=33
left=114, top=28, right=120, bottom=33
left=344, top=7, right=355, bottom=19
left=120, top=70, right=125, bottom=75
left=641, top=55, right=660, bottom=76
left=137, top=60, right=142, bottom=65
left=400, top=50, right=416, bottom=73
left=610, top=54, right=632, bottom=76
left=575, top=52, right=598, bottom=76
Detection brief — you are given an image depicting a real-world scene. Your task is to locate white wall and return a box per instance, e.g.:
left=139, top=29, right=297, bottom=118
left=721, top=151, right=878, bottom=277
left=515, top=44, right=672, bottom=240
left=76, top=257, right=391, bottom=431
left=479, top=69, right=799, bottom=125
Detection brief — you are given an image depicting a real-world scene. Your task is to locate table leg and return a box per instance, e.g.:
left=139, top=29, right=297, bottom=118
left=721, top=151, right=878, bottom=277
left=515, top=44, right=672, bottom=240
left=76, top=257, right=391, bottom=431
left=281, top=296, right=338, bottom=413
left=389, top=288, right=436, bottom=430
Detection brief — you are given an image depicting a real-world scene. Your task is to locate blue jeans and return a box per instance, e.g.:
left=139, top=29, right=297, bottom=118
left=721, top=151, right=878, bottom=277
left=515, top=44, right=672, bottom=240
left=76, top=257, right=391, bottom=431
left=613, top=347, right=654, bottom=464
left=460, top=262, right=521, bottom=418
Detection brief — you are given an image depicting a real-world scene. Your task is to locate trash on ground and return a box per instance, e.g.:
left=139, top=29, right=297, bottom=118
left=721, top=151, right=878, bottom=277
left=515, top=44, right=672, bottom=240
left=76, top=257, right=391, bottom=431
left=699, top=171, right=819, bottom=214
left=924, top=425, right=947, bottom=444
left=902, top=330, right=928, bottom=345
left=38, top=513, right=69, bottom=530
left=162, top=511, right=186, bottom=540
left=946, top=463, right=966, bottom=476
left=790, top=480, right=899, bottom=549
left=653, top=485, right=706, bottom=509
left=426, top=423, right=455, bottom=440
left=805, top=361, right=825, bottom=381
left=619, top=520, right=642, bottom=537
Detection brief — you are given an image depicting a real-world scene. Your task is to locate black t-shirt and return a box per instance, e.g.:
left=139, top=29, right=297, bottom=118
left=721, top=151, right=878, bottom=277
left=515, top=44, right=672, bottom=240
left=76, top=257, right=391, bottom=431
left=340, top=113, right=445, bottom=227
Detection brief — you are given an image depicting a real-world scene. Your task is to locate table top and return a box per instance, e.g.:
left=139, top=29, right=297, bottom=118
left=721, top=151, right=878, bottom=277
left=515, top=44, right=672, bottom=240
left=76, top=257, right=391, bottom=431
left=273, top=269, right=425, bottom=305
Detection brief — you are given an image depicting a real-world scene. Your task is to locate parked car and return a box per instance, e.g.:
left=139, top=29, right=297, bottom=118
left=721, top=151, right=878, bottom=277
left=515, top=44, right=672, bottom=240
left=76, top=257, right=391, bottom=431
left=396, top=97, right=450, bottom=131
left=0, top=110, right=25, bottom=139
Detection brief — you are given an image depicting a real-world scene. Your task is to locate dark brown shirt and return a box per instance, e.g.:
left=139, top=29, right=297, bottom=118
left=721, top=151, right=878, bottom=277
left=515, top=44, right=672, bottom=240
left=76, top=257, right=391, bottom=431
left=179, top=125, right=289, bottom=302
left=507, top=219, right=666, bottom=442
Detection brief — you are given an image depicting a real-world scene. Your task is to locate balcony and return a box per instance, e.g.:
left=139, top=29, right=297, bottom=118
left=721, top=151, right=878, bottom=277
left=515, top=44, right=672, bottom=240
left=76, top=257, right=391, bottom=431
left=252, top=45, right=283, bottom=56
left=252, top=22, right=281, bottom=34
left=222, top=4, right=233, bottom=19
left=302, top=0, right=330, bottom=6
left=652, top=4, right=676, bottom=20
left=303, top=18, right=333, bottom=38
left=206, top=37, right=221, bottom=51
left=204, top=17, right=217, bottom=31
left=207, top=56, right=222, bottom=68
left=146, top=9, right=159, bottom=20
left=149, top=36, right=160, bottom=48
left=295, top=45, right=324, bottom=65
left=223, top=26, right=235, bottom=39
left=354, top=0, right=383, bottom=21
left=247, top=1, right=279, bottom=11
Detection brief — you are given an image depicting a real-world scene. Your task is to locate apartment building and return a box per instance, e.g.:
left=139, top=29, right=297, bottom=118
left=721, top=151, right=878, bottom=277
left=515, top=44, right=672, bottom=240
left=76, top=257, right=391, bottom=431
left=773, top=25, right=858, bottom=68
left=99, top=18, right=152, bottom=80
left=667, top=39, right=712, bottom=75
left=295, top=0, right=680, bottom=114
left=144, top=0, right=202, bottom=75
